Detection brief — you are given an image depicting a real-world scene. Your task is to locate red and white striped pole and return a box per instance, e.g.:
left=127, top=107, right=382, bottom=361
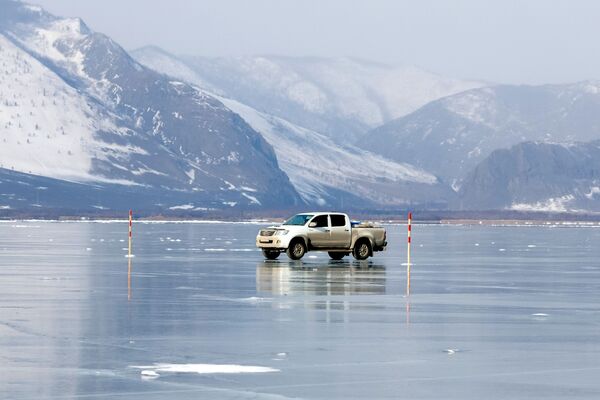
left=128, top=209, right=133, bottom=255
left=128, top=209, right=132, bottom=300
left=406, top=212, right=412, bottom=296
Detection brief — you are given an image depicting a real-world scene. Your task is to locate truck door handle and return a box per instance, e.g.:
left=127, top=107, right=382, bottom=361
left=344, top=229, right=350, bottom=231
left=324, top=229, right=330, bottom=232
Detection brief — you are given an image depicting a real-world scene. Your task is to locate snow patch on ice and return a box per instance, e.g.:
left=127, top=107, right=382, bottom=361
left=140, top=370, right=160, bottom=379
left=131, top=363, right=279, bottom=374
left=444, top=348, right=461, bottom=355
left=532, top=313, right=549, bottom=321
left=239, top=296, right=272, bottom=303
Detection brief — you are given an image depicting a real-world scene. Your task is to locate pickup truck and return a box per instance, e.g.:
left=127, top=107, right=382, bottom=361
left=256, top=212, right=387, bottom=261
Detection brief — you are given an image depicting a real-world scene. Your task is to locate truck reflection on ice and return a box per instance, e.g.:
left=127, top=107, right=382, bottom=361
left=256, top=260, right=386, bottom=296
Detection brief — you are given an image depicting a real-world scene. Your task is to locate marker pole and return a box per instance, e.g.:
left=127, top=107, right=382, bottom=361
left=128, top=210, right=132, bottom=300
left=407, top=212, right=412, bottom=296
left=128, top=210, right=133, bottom=256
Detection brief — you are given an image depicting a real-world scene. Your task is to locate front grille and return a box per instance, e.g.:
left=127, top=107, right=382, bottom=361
left=260, top=230, right=275, bottom=236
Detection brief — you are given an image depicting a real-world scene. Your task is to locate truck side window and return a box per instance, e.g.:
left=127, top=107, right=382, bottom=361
left=311, top=215, right=328, bottom=228
left=330, top=214, right=346, bottom=227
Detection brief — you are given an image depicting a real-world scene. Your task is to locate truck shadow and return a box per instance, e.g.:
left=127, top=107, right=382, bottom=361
left=256, top=260, right=386, bottom=296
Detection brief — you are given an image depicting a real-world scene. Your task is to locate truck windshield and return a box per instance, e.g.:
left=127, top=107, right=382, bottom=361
left=283, top=214, right=314, bottom=226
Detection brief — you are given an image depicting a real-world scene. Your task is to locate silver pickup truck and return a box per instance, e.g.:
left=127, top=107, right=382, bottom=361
left=256, top=212, right=387, bottom=261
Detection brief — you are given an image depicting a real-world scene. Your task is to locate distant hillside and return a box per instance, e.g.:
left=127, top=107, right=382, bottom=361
left=133, top=46, right=482, bottom=142
left=365, top=83, right=600, bottom=188
left=459, top=141, right=600, bottom=212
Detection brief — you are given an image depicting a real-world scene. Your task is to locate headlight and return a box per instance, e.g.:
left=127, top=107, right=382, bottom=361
left=275, top=230, right=289, bottom=236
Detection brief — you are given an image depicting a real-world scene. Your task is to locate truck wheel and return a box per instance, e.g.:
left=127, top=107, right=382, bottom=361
left=286, top=239, right=306, bottom=260
left=262, top=249, right=280, bottom=260
left=328, top=252, right=345, bottom=260
left=353, top=240, right=371, bottom=261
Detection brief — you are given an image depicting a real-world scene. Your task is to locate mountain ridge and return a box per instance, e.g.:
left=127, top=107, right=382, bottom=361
left=133, top=46, right=482, bottom=142
left=132, top=45, right=456, bottom=209
left=364, top=82, right=600, bottom=188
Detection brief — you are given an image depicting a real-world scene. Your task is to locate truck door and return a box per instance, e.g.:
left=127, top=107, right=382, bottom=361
left=329, top=214, right=351, bottom=248
left=308, top=214, right=330, bottom=248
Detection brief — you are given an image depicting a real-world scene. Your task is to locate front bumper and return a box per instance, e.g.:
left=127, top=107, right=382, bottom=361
left=256, top=235, right=289, bottom=250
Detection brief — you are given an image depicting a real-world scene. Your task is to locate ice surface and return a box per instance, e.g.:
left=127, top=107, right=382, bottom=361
left=1, top=222, right=600, bottom=399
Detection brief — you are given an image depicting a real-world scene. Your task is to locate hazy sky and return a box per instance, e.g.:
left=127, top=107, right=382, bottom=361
left=32, top=0, right=600, bottom=84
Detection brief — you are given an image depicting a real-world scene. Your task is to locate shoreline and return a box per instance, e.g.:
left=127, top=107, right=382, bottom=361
left=2, top=217, right=600, bottom=227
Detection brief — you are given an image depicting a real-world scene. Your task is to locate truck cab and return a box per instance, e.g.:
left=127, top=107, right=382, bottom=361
left=305, top=213, right=351, bottom=248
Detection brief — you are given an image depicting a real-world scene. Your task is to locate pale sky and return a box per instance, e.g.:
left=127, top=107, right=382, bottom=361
left=32, top=0, right=600, bottom=84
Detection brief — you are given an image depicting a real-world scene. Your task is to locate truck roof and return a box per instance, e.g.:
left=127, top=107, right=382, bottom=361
left=297, top=212, right=347, bottom=216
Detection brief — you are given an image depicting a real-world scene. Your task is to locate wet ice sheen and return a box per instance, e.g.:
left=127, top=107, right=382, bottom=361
left=1, top=221, right=600, bottom=399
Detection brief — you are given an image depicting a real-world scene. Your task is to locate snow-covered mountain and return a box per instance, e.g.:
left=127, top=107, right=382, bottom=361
left=0, top=33, right=134, bottom=183
left=132, top=45, right=454, bottom=208
left=132, top=47, right=482, bottom=142
left=365, top=83, right=600, bottom=188
left=7, top=1, right=600, bottom=214
left=0, top=0, right=301, bottom=211
left=219, top=98, right=454, bottom=208
left=459, top=141, right=600, bottom=212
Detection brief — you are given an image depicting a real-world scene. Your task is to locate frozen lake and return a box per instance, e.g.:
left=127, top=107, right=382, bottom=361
left=1, top=221, right=600, bottom=399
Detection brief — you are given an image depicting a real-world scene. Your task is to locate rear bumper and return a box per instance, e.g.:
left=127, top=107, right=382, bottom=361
left=373, top=241, right=387, bottom=252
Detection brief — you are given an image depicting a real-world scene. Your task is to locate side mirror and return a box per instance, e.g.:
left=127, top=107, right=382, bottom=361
left=308, top=222, right=317, bottom=228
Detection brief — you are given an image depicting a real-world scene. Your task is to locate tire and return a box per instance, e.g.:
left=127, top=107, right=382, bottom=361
left=352, top=240, right=371, bottom=261
left=262, top=249, right=280, bottom=260
left=328, top=252, right=345, bottom=260
left=286, top=239, right=306, bottom=260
